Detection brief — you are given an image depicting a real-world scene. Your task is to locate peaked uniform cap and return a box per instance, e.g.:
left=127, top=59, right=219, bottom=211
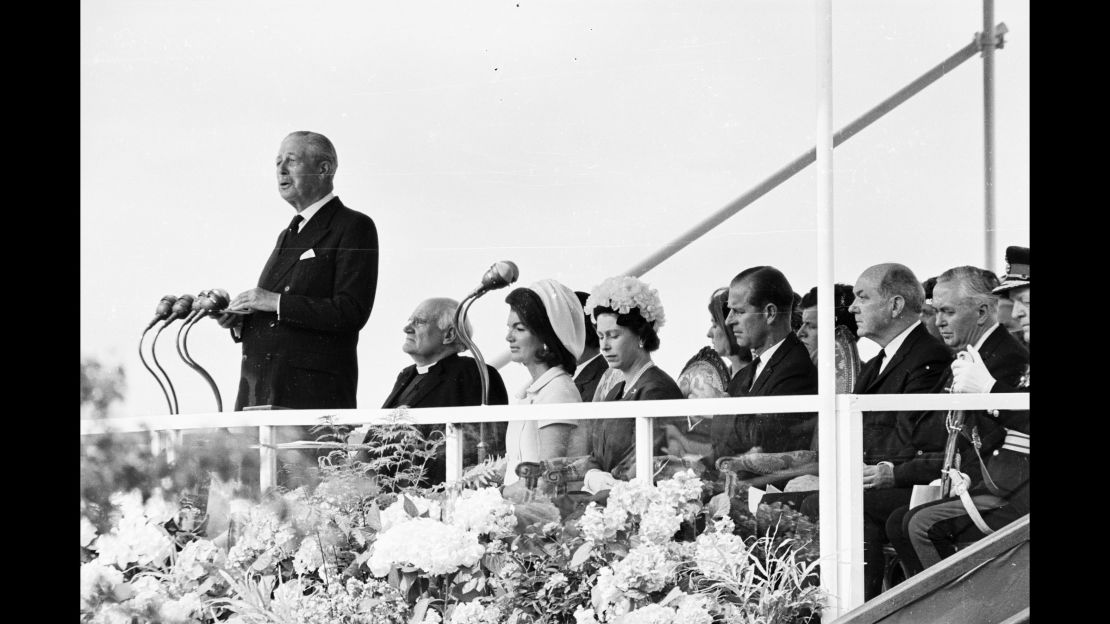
left=993, top=246, right=1030, bottom=294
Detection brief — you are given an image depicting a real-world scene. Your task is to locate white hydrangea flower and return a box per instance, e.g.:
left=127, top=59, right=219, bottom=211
left=447, top=600, right=502, bottom=624
left=614, top=603, right=674, bottom=624
left=369, top=517, right=485, bottom=577
left=143, top=488, right=179, bottom=525
left=422, top=608, right=443, bottom=624
left=380, top=494, right=443, bottom=531
left=673, top=593, right=714, bottom=624
left=449, top=487, right=515, bottom=537
left=81, top=516, right=98, bottom=548
left=543, top=572, right=568, bottom=591
left=694, top=527, right=748, bottom=582
left=158, top=591, right=203, bottom=624
left=174, top=539, right=226, bottom=581
left=638, top=502, right=683, bottom=545
left=611, top=543, right=679, bottom=594
left=293, top=535, right=325, bottom=576
left=80, top=559, right=124, bottom=608
left=573, top=607, right=601, bottom=624
left=126, top=574, right=167, bottom=612
left=89, top=604, right=133, bottom=624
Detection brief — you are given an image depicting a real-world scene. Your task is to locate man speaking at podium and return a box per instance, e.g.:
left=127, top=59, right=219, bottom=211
left=218, top=131, right=379, bottom=413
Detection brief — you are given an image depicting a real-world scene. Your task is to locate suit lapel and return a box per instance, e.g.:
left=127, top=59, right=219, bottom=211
left=261, top=199, right=341, bottom=290
left=401, top=358, right=450, bottom=407
left=749, top=333, right=798, bottom=395
left=865, top=325, right=923, bottom=391
left=382, top=366, right=418, bottom=408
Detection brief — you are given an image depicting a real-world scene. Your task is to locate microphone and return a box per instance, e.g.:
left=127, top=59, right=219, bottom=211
left=202, top=289, right=231, bottom=313
left=178, top=289, right=225, bottom=411
left=145, top=295, right=179, bottom=331
left=470, top=260, right=520, bottom=297
left=140, top=295, right=179, bottom=414
left=164, top=294, right=196, bottom=326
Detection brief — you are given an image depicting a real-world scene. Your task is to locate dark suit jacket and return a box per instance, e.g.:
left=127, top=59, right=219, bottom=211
left=366, top=352, right=508, bottom=484
left=711, top=332, right=818, bottom=460
left=887, top=326, right=1029, bottom=486
left=235, top=197, right=379, bottom=410
left=857, top=323, right=951, bottom=466
left=586, top=365, right=683, bottom=479
left=574, top=355, right=609, bottom=403
left=381, top=352, right=509, bottom=410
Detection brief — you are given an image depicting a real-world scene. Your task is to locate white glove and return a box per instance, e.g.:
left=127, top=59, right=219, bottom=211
left=950, top=344, right=997, bottom=394
left=583, top=469, right=619, bottom=494
left=947, top=469, right=972, bottom=496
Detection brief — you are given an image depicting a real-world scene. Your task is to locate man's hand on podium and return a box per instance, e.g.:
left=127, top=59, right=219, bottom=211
left=228, top=287, right=279, bottom=314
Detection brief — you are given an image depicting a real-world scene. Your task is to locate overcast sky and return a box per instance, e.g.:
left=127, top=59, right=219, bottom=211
left=81, top=0, right=1029, bottom=418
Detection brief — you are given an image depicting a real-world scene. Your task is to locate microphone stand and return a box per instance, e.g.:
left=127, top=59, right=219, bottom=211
left=140, top=324, right=175, bottom=414
left=177, top=310, right=224, bottom=412
left=152, top=318, right=180, bottom=414
left=453, top=291, right=491, bottom=462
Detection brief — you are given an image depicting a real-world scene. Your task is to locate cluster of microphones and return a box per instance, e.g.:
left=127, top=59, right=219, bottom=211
left=136, top=261, right=521, bottom=417
left=139, top=289, right=232, bottom=414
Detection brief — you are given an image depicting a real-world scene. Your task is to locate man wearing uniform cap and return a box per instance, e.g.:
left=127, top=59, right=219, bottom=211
left=901, top=246, right=1031, bottom=572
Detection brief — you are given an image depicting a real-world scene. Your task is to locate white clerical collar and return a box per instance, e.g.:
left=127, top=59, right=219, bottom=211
left=753, top=335, right=787, bottom=381
left=294, top=191, right=335, bottom=231
left=972, top=323, right=1000, bottom=351
left=880, top=320, right=922, bottom=374
left=574, top=353, right=604, bottom=378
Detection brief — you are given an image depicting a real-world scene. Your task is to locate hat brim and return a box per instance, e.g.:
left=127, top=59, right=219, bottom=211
left=992, top=278, right=1029, bottom=295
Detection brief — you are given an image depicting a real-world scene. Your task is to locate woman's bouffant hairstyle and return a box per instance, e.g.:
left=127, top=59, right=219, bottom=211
left=505, top=288, right=577, bottom=373
left=592, top=305, right=661, bottom=352
left=800, top=284, right=859, bottom=340
left=709, top=288, right=751, bottom=362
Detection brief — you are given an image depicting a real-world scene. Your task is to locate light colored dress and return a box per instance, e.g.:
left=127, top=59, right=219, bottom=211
left=503, top=366, right=581, bottom=485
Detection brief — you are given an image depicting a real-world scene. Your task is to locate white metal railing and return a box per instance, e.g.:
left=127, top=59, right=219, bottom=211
left=81, top=391, right=1028, bottom=620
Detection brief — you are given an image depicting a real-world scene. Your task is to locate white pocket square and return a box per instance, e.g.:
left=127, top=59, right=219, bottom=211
left=299, top=249, right=316, bottom=260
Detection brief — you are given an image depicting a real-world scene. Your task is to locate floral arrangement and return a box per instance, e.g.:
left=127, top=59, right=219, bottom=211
left=81, top=420, right=822, bottom=624
left=584, top=276, right=666, bottom=329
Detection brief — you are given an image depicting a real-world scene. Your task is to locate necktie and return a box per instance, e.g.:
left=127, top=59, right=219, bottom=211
left=287, top=214, right=304, bottom=235
left=281, top=215, right=304, bottom=250
left=858, top=348, right=886, bottom=391
left=748, top=356, right=762, bottom=391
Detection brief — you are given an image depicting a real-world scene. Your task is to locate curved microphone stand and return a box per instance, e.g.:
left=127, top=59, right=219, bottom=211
left=151, top=319, right=180, bottom=414
left=140, top=324, right=175, bottom=414
left=177, top=293, right=225, bottom=411
left=453, top=292, right=490, bottom=462
left=451, top=260, right=519, bottom=463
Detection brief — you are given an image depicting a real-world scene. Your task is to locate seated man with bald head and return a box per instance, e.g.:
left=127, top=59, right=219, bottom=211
left=795, top=262, right=952, bottom=600
left=359, top=297, right=508, bottom=485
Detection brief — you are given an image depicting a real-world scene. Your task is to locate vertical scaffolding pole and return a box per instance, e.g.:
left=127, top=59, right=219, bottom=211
left=982, top=0, right=997, bottom=271
left=815, top=0, right=865, bottom=617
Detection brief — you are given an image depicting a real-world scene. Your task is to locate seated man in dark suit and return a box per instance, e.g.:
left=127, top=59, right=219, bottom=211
left=358, top=297, right=508, bottom=485
left=572, top=290, right=608, bottom=404
left=886, top=262, right=1029, bottom=577
left=794, top=262, right=952, bottom=600
left=697, top=266, right=817, bottom=470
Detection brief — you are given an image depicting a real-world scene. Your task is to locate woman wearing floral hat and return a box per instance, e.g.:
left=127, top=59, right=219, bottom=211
left=581, top=276, right=683, bottom=493
left=502, top=278, right=587, bottom=486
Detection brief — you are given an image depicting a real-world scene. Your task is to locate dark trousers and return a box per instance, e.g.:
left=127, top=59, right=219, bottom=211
left=889, top=496, right=1025, bottom=575
left=784, top=487, right=911, bottom=601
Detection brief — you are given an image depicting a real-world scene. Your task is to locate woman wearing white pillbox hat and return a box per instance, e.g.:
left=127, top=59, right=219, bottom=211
left=502, top=278, right=587, bottom=486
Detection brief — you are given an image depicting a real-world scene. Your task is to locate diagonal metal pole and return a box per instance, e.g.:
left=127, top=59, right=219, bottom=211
left=489, top=26, right=1006, bottom=370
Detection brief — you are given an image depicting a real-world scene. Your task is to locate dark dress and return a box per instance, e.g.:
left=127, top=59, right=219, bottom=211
left=584, top=364, right=683, bottom=481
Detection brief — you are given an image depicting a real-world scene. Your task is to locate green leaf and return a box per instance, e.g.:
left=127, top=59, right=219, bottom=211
left=410, top=597, right=432, bottom=624
left=402, top=495, right=420, bottom=517
left=706, top=492, right=731, bottom=519
left=569, top=541, right=594, bottom=569
left=364, top=505, right=382, bottom=531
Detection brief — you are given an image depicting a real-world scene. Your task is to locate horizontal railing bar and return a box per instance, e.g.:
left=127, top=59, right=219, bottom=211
left=81, top=393, right=1027, bottom=436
